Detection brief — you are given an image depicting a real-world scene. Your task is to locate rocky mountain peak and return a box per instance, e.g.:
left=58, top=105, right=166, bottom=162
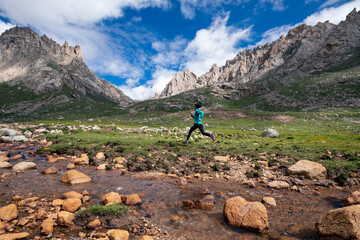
left=0, top=26, right=132, bottom=105
left=157, top=9, right=360, bottom=99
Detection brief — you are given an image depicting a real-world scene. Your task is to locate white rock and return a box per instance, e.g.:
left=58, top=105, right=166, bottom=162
left=261, top=129, right=279, bottom=138
left=13, top=162, right=36, bottom=172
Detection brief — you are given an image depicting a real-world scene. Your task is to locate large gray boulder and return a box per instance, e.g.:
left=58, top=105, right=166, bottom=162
left=0, top=128, right=27, bottom=142
left=288, top=160, right=327, bottom=180
left=261, top=128, right=279, bottom=138
left=316, top=204, right=360, bottom=239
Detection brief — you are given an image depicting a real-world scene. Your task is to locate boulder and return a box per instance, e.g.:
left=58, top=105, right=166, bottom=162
left=62, top=198, right=82, bottom=212
left=87, top=218, right=101, bottom=229
left=41, top=167, right=58, bottom=175
left=0, top=204, right=18, bottom=221
left=41, top=218, right=54, bottom=235
left=61, top=170, right=91, bottom=184
left=1, top=128, right=21, bottom=137
left=12, top=162, right=36, bottom=172
left=0, top=155, right=9, bottom=162
left=102, top=192, right=122, bottom=205
left=107, top=229, right=129, bottom=240
left=262, top=197, right=276, bottom=207
left=57, top=211, right=75, bottom=227
left=288, top=160, right=327, bottom=180
left=62, top=191, right=83, bottom=199
left=123, top=194, right=142, bottom=206
left=11, top=136, right=26, bottom=142
left=261, top=129, right=279, bottom=138
left=66, top=163, right=75, bottom=169
left=316, top=204, right=360, bottom=239
left=347, top=191, right=360, bottom=205
left=195, top=195, right=214, bottom=210
left=223, top=196, right=268, bottom=233
left=0, top=232, right=29, bottom=240
left=267, top=181, right=290, bottom=189
left=0, top=162, right=12, bottom=169
left=74, top=154, right=89, bottom=165
left=51, top=199, right=64, bottom=206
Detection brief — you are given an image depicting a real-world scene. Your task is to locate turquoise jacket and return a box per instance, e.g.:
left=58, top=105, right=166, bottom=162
left=192, top=108, right=204, bottom=124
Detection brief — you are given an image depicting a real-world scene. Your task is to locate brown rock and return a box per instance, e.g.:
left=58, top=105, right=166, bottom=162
left=57, top=211, right=75, bottom=227
left=62, top=198, right=82, bottom=212
left=0, top=232, right=29, bottom=240
left=113, top=157, right=125, bottom=164
left=316, top=204, right=360, bottom=239
left=140, top=236, right=153, bottom=240
left=267, top=181, right=290, bottom=189
left=0, top=204, right=18, bottom=221
left=74, top=154, right=89, bottom=165
left=0, top=155, right=9, bottom=162
left=0, top=221, right=6, bottom=230
left=195, top=195, right=214, bottom=210
left=107, top=229, right=129, bottom=240
left=224, top=196, right=268, bottom=233
left=41, top=218, right=54, bottom=235
left=87, top=218, right=101, bottom=229
left=82, top=190, right=90, bottom=196
left=17, top=217, right=29, bottom=226
left=82, top=196, right=90, bottom=203
left=46, top=155, right=58, bottom=163
left=11, top=196, right=22, bottom=202
left=288, top=160, right=327, bottom=180
left=36, top=208, right=47, bottom=220
left=66, top=163, right=75, bottom=170
left=51, top=199, right=64, bottom=206
left=262, top=197, right=277, bottom=207
left=101, top=192, right=122, bottom=205
left=123, top=194, right=142, bottom=206
left=10, top=154, right=22, bottom=160
left=0, top=162, right=12, bottom=169
left=62, top=191, right=83, bottom=199
left=346, top=191, right=360, bottom=205
left=96, top=152, right=106, bottom=161
left=181, top=200, right=194, bottom=209
left=41, top=167, right=57, bottom=175
left=97, top=164, right=107, bottom=170
left=61, top=170, right=91, bottom=184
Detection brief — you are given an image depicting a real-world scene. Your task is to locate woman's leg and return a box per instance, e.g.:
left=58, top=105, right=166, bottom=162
left=198, top=124, right=211, bottom=137
left=186, top=124, right=199, bottom=140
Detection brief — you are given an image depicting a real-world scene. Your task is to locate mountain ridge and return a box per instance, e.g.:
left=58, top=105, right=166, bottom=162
left=157, top=8, right=360, bottom=99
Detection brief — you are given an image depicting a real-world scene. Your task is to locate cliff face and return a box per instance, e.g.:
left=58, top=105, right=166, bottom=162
left=158, top=9, right=360, bottom=98
left=0, top=27, right=132, bottom=106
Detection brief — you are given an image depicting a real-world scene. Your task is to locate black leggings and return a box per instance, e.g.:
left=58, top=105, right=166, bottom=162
left=186, top=123, right=211, bottom=140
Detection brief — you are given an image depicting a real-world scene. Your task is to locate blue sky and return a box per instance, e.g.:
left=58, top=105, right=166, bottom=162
left=0, top=0, right=359, bottom=100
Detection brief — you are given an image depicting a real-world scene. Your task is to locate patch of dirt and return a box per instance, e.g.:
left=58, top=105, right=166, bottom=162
left=271, top=115, right=295, bottom=124
left=75, top=212, right=139, bottom=229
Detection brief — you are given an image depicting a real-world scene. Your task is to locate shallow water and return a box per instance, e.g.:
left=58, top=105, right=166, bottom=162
left=0, top=142, right=358, bottom=240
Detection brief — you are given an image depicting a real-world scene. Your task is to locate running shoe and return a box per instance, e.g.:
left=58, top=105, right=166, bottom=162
left=183, top=140, right=189, bottom=143
left=211, top=134, right=216, bottom=141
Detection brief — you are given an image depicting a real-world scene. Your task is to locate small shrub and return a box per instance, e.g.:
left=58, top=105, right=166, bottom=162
left=213, top=162, right=221, bottom=171
left=246, top=170, right=259, bottom=178
left=77, top=204, right=129, bottom=217
left=105, top=165, right=111, bottom=170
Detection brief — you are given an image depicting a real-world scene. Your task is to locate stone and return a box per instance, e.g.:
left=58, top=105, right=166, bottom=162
left=36, top=208, right=47, bottom=220
left=66, top=163, right=75, bottom=169
left=267, top=181, right=290, bottom=189
left=41, top=218, right=54, bottom=235
left=82, top=190, right=90, bottom=196
left=113, top=157, right=125, bottom=164
left=18, top=217, right=29, bottom=226
left=0, top=162, right=12, bottom=169
left=262, top=197, right=276, bottom=206
left=102, top=192, right=122, bottom=205
left=12, top=162, right=36, bottom=172
left=0, top=232, right=29, bottom=240
left=62, top=191, right=83, bottom=199
left=96, top=152, right=106, bottom=161
left=195, top=195, right=214, bottom=210
left=316, top=204, right=360, bottom=239
left=57, top=211, right=75, bottom=227
left=347, top=191, right=360, bottom=205
left=140, top=236, right=153, bottom=240
left=178, top=177, right=188, bottom=186
left=1, top=129, right=21, bottom=137
left=123, top=194, right=142, bottom=206
left=87, top=218, right=101, bottom=229
left=0, top=155, right=9, bottom=162
left=61, top=170, right=91, bottom=184
left=82, top=196, right=90, bottom=203
left=288, top=160, right=327, bottom=180
left=73, top=154, right=89, bottom=165
left=97, top=164, right=107, bottom=170
left=0, top=204, right=18, bottom=221
left=62, top=198, right=82, bottom=212
left=51, top=199, right=64, bottom=206
left=107, top=229, right=129, bottom=240
left=214, top=155, right=230, bottom=162
left=40, top=167, right=57, bottom=175
left=11, top=136, right=26, bottom=142
left=261, top=128, right=279, bottom=138
left=181, top=200, right=194, bottom=209
left=223, top=196, right=268, bottom=233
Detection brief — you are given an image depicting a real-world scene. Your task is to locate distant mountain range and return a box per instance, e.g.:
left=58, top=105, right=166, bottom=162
left=157, top=8, right=360, bottom=99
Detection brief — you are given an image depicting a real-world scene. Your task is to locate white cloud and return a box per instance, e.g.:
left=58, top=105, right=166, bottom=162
left=320, top=0, right=343, bottom=8
left=304, top=0, right=360, bottom=25
left=119, top=68, right=177, bottom=100
left=183, top=13, right=252, bottom=75
left=259, top=0, right=286, bottom=11
left=256, top=24, right=297, bottom=46
left=0, top=20, right=15, bottom=34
